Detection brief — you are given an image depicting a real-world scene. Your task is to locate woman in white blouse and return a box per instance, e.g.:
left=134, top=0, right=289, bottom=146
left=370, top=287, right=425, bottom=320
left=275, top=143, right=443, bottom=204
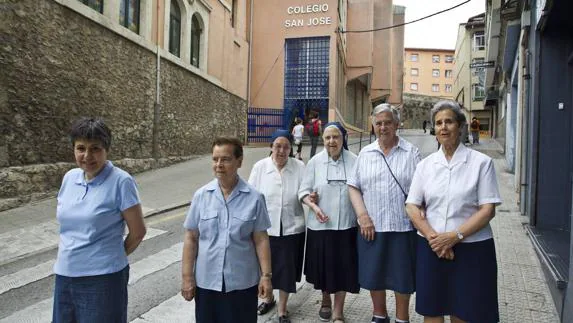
left=248, top=129, right=306, bottom=323
left=299, top=122, right=359, bottom=323
left=405, top=100, right=502, bottom=323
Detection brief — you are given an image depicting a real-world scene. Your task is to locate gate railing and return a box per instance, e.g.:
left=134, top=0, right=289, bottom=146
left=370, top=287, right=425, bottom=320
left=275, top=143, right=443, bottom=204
left=247, top=107, right=284, bottom=143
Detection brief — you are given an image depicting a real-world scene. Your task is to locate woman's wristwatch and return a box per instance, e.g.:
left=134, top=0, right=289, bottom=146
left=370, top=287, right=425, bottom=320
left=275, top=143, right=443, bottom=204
left=261, top=272, right=272, bottom=279
left=455, top=229, right=464, bottom=241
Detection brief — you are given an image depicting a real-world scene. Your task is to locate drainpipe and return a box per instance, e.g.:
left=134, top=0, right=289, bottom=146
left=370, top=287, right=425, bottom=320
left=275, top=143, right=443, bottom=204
left=245, top=0, right=254, bottom=144
left=520, top=47, right=530, bottom=216
left=152, top=0, right=161, bottom=159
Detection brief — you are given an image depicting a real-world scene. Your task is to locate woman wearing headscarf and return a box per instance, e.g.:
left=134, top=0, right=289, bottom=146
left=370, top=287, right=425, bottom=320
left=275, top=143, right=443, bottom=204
left=299, top=122, right=359, bottom=323
left=248, top=130, right=306, bottom=323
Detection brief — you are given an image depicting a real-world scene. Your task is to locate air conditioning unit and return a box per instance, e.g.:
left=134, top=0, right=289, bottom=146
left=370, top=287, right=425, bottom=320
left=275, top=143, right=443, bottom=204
left=521, top=10, right=531, bottom=27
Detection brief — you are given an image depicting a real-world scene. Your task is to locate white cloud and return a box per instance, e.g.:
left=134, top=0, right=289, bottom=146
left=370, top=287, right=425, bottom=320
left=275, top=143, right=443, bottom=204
left=392, top=0, right=485, bottom=49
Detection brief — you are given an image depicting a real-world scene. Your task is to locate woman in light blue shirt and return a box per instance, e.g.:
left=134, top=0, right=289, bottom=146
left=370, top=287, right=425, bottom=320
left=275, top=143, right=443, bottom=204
left=181, top=137, right=272, bottom=323
left=299, top=122, right=359, bottom=323
left=53, top=118, right=147, bottom=323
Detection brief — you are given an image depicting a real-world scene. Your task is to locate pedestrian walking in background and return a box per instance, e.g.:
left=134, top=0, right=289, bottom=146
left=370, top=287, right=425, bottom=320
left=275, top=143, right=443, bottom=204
left=470, top=117, right=480, bottom=144
left=249, top=130, right=306, bottom=323
left=292, top=117, right=304, bottom=160
left=299, top=122, right=359, bottom=323
left=53, top=118, right=147, bottom=323
left=422, top=120, right=428, bottom=133
left=347, top=104, right=421, bottom=323
left=306, top=111, right=322, bottom=158
left=406, top=100, right=502, bottom=323
left=181, top=137, right=272, bottom=323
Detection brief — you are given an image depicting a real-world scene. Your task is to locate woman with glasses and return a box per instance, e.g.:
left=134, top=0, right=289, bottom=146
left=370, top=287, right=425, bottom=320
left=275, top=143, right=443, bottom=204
left=299, top=122, right=359, bottom=323
left=248, top=129, right=306, bottom=323
left=348, top=104, right=421, bottom=323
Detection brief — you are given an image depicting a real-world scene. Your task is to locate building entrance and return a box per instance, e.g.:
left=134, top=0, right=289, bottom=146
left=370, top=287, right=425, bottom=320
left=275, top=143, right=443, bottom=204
left=283, top=36, right=330, bottom=129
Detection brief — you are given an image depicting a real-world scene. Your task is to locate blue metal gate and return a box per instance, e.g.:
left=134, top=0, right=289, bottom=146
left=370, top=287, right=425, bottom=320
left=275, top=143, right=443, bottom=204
left=283, top=37, right=330, bottom=128
left=247, top=107, right=284, bottom=143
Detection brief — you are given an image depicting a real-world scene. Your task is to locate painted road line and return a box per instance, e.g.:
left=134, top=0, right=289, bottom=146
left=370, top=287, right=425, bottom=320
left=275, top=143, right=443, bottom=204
left=0, top=297, right=53, bottom=323
left=0, top=239, right=181, bottom=322
left=131, top=293, right=195, bottom=323
left=0, top=227, right=166, bottom=295
left=128, top=242, right=183, bottom=285
left=0, top=221, right=60, bottom=265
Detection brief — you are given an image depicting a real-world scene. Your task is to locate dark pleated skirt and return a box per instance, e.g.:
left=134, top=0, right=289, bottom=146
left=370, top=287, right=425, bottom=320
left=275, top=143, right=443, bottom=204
left=269, top=232, right=306, bottom=293
left=195, top=284, right=258, bottom=323
left=357, top=230, right=417, bottom=294
left=304, top=227, right=360, bottom=293
left=415, top=235, right=499, bottom=322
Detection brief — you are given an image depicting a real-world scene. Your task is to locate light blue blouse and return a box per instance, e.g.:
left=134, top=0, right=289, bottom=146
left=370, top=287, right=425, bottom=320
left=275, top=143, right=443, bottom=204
left=299, top=149, right=357, bottom=231
left=54, top=161, right=140, bottom=277
left=183, top=177, right=271, bottom=292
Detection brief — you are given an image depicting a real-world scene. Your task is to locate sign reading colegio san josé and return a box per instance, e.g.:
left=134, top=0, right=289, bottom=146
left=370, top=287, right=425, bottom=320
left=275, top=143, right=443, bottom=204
left=284, top=3, right=333, bottom=28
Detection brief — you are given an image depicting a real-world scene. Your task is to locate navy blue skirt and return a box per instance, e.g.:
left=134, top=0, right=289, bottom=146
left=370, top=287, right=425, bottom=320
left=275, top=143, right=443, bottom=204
left=269, top=232, right=305, bottom=293
left=415, top=235, right=499, bottom=322
left=357, top=231, right=417, bottom=294
left=195, top=284, right=258, bottom=323
left=304, top=228, right=359, bottom=293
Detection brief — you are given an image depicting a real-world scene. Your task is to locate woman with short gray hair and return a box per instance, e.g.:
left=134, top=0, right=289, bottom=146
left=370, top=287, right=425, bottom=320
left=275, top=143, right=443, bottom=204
left=406, top=100, right=502, bottom=322
left=348, top=104, right=421, bottom=323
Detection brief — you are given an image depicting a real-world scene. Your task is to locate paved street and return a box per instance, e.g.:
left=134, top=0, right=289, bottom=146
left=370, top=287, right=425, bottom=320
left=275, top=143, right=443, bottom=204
left=0, top=130, right=559, bottom=322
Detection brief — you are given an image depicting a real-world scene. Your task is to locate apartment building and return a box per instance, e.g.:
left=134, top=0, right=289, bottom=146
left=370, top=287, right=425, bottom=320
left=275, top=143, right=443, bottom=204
left=453, top=13, right=489, bottom=136
left=403, top=48, right=455, bottom=99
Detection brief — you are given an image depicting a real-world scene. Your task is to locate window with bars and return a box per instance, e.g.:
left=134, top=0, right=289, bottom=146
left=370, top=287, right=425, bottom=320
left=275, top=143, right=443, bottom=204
left=283, top=37, right=330, bottom=125
left=119, top=0, right=140, bottom=33
left=79, top=0, right=103, bottom=13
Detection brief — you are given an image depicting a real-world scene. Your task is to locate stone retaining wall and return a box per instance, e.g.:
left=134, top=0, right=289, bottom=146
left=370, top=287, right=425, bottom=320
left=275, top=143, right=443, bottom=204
left=0, top=156, right=196, bottom=212
left=0, top=1, right=246, bottom=210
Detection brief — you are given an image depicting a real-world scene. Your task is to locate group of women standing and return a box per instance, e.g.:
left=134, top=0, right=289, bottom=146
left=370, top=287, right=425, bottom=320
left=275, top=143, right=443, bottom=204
left=53, top=99, right=503, bottom=323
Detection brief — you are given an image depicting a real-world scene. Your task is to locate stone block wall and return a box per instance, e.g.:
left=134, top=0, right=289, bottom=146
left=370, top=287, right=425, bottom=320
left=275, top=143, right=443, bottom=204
left=400, top=93, right=444, bottom=129
left=0, top=0, right=246, bottom=210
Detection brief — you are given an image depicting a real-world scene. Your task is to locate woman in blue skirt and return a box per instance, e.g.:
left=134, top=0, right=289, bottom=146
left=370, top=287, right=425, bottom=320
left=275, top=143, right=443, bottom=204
left=348, top=104, right=421, bottom=323
left=406, top=100, right=502, bottom=323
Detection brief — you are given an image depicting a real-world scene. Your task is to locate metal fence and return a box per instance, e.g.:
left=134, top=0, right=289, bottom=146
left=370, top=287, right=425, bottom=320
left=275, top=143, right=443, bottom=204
left=247, top=107, right=284, bottom=143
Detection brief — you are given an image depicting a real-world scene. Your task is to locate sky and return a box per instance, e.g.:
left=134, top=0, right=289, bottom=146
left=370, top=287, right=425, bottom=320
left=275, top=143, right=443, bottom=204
left=391, top=0, right=485, bottom=50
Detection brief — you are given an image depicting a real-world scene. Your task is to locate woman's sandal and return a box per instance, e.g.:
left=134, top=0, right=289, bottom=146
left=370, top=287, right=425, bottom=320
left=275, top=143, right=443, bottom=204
left=332, top=317, right=345, bottom=323
left=257, top=299, right=276, bottom=315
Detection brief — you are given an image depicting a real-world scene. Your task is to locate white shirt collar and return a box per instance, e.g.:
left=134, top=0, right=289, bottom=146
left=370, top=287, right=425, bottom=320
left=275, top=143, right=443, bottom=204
left=435, top=143, right=469, bottom=167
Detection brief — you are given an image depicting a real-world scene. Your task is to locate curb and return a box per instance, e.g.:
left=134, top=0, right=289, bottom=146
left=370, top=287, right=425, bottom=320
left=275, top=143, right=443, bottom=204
left=143, top=201, right=191, bottom=218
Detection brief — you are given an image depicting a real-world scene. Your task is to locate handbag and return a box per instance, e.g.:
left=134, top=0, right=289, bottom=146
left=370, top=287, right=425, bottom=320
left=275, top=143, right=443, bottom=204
left=380, top=153, right=408, bottom=199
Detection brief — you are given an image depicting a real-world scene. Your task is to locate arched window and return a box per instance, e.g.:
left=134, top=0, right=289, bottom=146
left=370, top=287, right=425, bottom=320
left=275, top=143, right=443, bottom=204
left=190, top=14, right=202, bottom=68
left=120, top=0, right=140, bottom=33
left=169, top=0, right=181, bottom=57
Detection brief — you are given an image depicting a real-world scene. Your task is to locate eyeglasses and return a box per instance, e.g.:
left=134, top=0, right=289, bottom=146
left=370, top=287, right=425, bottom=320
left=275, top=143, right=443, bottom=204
left=326, top=154, right=347, bottom=185
left=272, top=144, right=291, bottom=151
